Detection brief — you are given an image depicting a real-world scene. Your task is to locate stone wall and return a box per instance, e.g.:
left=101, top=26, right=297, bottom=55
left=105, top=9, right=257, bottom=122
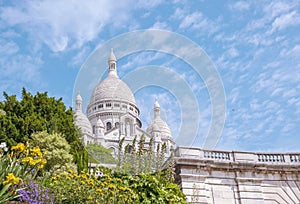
left=174, top=147, right=300, bottom=204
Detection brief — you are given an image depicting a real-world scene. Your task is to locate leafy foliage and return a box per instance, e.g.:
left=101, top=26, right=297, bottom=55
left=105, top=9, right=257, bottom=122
left=47, top=168, right=187, bottom=204
left=0, top=88, right=79, bottom=147
left=48, top=169, right=137, bottom=204
left=30, top=131, right=76, bottom=175
left=86, top=142, right=116, bottom=164
left=117, top=135, right=168, bottom=175
left=0, top=88, right=88, bottom=173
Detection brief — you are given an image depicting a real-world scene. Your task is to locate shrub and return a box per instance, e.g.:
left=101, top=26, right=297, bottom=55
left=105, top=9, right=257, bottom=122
left=30, top=131, right=76, bottom=175
left=0, top=142, right=47, bottom=203
left=47, top=167, right=187, bottom=204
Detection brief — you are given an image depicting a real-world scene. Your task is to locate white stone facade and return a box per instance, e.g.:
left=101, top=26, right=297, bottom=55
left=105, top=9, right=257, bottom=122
left=174, top=146, right=300, bottom=204
left=75, top=49, right=175, bottom=158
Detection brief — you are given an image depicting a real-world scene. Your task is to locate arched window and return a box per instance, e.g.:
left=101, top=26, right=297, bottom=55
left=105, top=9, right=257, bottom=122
left=92, top=125, right=95, bottom=134
left=115, top=122, right=120, bottom=128
left=110, top=63, right=115, bottom=70
left=106, top=122, right=112, bottom=131
left=109, top=147, right=115, bottom=156
left=127, top=145, right=132, bottom=153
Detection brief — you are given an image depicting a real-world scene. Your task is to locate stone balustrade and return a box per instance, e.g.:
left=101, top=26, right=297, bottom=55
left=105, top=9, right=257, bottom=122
left=203, top=150, right=230, bottom=160
left=290, top=154, right=300, bottom=162
left=257, top=153, right=285, bottom=162
left=174, top=146, right=300, bottom=204
left=175, top=146, right=300, bottom=164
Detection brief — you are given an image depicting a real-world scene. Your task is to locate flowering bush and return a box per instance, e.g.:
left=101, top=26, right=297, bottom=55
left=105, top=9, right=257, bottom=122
left=47, top=168, right=187, bottom=204
left=48, top=169, right=136, bottom=203
left=18, top=181, right=54, bottom=204
left=0, top=142, right=47, bottom=203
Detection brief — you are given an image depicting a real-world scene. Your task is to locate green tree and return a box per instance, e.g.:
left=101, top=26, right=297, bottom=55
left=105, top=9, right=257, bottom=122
left=86, top=142, right=116, bottom=164
left=0, top=88, right=87, bottom=172
left=0, top=88, right=79, bottom=146
left=30, top=131, right=76, bottom=175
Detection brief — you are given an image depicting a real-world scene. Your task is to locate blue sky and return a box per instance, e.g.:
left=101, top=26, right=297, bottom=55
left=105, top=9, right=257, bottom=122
left=0, top=0, right=299, bottom=152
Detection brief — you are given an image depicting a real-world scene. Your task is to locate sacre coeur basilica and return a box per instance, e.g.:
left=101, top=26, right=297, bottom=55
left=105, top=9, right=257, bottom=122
left=74, top=49, right=300, bottom=204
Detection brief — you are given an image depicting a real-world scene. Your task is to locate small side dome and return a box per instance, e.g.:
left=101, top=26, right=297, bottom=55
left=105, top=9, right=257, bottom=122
left=147, top=123, right=161, bottom=133
left=76, top=93, right=82, bottom=102
left=147, top=100, right=172, bottom=138
left=74, top=111, right=93, bottom=135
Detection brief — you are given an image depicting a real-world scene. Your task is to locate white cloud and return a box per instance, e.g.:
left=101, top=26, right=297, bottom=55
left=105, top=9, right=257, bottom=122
left=179, top=12, right=203, bottom=29
left=246, top=1, right=297, bottom=31
left=280, top=44, right=300, bottom=57
left=0, top=0, right=133, bottom=52
left=69, top=46, right=91, bottom=67
left=136, top=0, right=163, bottom=8
left=230, top=1, right=250, bottom=11
left=179, top=11, right=218, bottom=34
left=151, top=21, right=171, bottom=30
left=227, top=47, right=239, bottom=58
left=271, top=10, right=300, bottom=32
left=264, top=1, right=295, bottom=19
left=0, top=39, right=19, bottom=55
left=0, top=54, right=44, bottom=96
left=171, top=8, right=219, bottom=34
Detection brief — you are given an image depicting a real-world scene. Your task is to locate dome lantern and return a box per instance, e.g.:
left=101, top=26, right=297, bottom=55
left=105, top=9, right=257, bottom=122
left=108, top=48, right=117, bottom=77
left=76, top=92, right=83, bottom=111
left=154, top=99, right=160, bottom=118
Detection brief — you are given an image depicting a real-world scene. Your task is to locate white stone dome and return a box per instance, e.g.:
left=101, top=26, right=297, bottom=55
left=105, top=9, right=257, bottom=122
left=147, top=100, right=172, bottom=138
left=147, top=117, right=171, bottom=136
left=75, top=111, right=92, bottom=135
left=90, top=75, right=136, bottom=105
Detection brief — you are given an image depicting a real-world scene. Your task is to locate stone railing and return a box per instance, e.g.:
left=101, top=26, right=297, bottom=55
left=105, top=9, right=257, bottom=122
left=203, top=150, right=230, bottom=160
left=290, top=154, right=300, bottom=162
left=175, top=146, right=300, bottom=164
left=257, top=154, right=285, bottom=162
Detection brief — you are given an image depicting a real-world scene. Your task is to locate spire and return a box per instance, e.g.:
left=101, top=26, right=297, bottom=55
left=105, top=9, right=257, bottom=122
left=108, top=48, right=118, bottom=77
left=154, top=99, right=160, bottom=118
left=76, top=92, right=82, bottom=112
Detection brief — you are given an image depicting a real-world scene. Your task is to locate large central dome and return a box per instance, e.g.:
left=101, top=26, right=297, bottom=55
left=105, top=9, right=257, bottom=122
left=87, top=48, right=141, bottom=128
left=89, top=48, right=136, bottom=105
left=90, top=75, right=136, bottom=105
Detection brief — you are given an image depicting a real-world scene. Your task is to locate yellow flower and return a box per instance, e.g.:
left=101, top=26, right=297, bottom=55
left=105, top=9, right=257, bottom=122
left=11, top=143, right=25, bottom=152
left=78, top=186, right=81, bottom=191
left=80, top=181, right=85, bottom=185
left=38, top=158, right=47, bottom=169
left=68, top=169, right=73, bottom=174
left=22, top=156, right=34, bottom=164
left=2, top=173, right=22, bottom=185
left=87, top=195, right=93, bottom=200
left=30, top=146, right=42, bottom=157
left=108, top=184, right=116, bottom=189
left=96, top=188, right=102, bottom=194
